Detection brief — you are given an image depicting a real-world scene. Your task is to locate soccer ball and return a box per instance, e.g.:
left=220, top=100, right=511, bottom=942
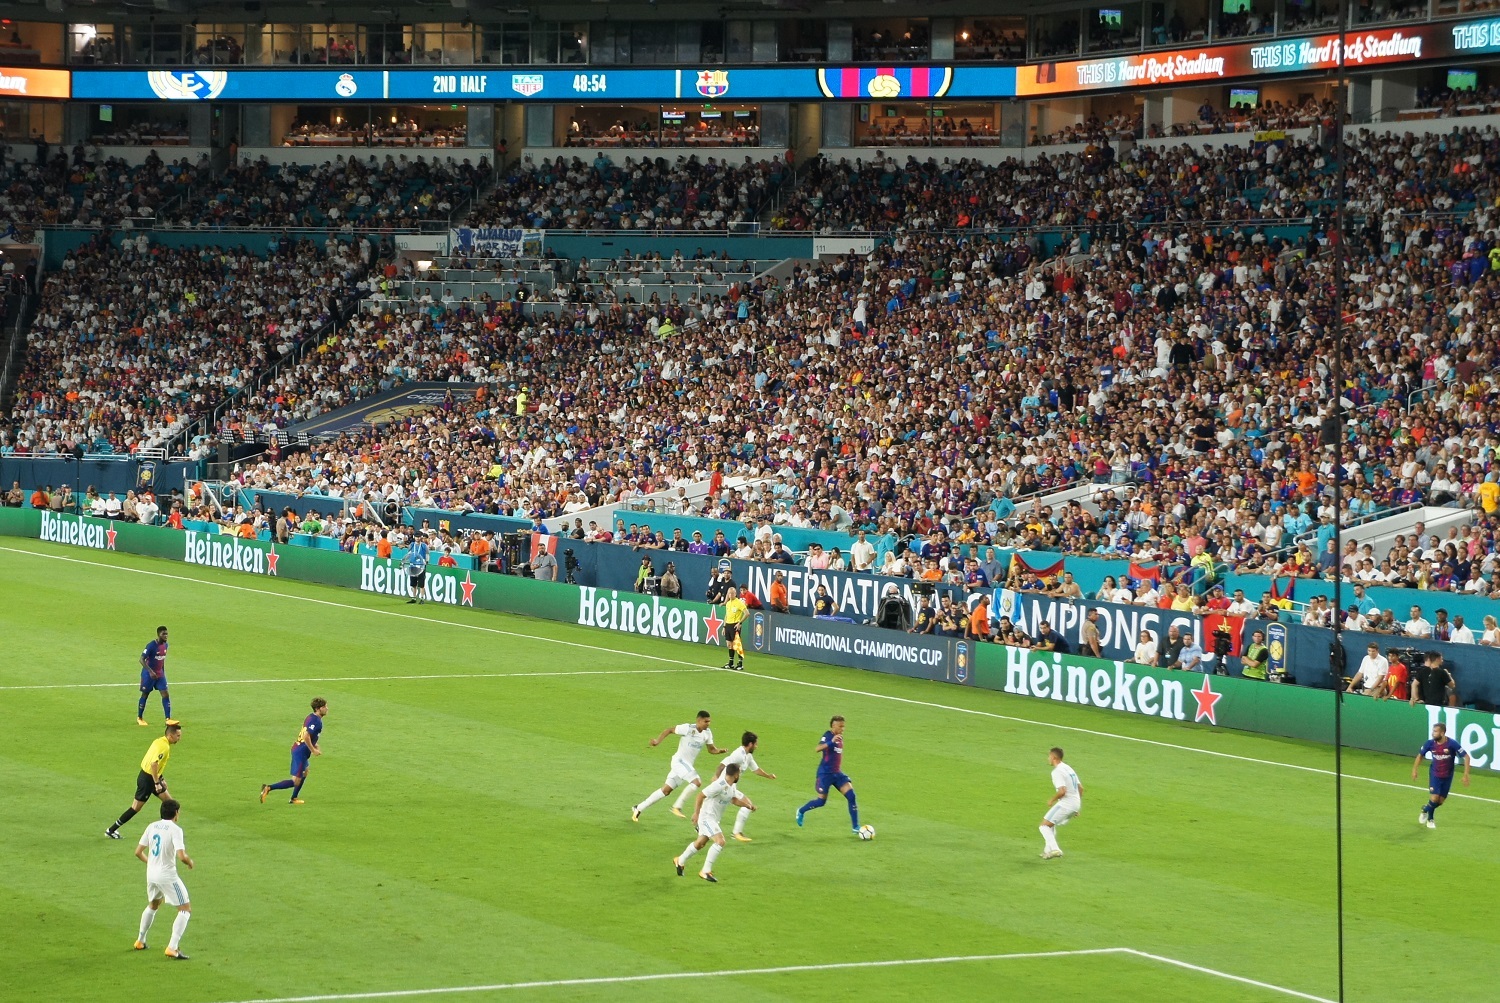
left=858, top=824, right=876, bottom=840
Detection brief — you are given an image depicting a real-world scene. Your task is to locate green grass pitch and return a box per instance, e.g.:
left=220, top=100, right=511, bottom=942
left=2, top=536, right=1498, bottom=1003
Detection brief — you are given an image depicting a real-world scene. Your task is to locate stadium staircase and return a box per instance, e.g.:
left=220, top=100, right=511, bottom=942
left=0, top=288, right=34, bottom=420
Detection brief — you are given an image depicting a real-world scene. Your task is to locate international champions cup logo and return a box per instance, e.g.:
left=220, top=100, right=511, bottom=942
left=751, top=612, right=766, bottom=651
left=954, top=641, right=970, bottom=683
left=147, top=70, right=229, bottom=101
left=696, top=70, right=730, bottom=98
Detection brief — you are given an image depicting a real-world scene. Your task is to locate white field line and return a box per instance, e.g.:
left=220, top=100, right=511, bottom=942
left=3, top=544, right=1498, bottom=808
left=203, top=947, right=1336, bottom=1003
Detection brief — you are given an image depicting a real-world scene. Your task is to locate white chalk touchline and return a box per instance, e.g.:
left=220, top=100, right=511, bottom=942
left=3, top=543, right=1497, bottom=807
left=203, top=947, right=1336, bottom=1003
left=0, top=668, right=707, bottom=691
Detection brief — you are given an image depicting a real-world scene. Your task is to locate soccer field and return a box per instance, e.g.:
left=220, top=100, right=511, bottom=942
left=3, top=537, right=1498, bottom=1003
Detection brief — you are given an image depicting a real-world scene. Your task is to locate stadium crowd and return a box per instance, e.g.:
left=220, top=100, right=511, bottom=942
left=2, top=234, right=367, bottom=455
left=464, top=154, right=789, bottom=231
left=0, top=149, right=203, bottom=238
left=8, top=125, right=1500, bottom=610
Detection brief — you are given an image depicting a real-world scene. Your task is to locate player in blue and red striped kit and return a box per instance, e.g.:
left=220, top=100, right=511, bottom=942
left=260, top=698, right=329, bottom=805
left=795, top=715, right=860, bottom=835
left=1412, top=722, right=1470, bottom=829
left=137, top=626, right=171, bottom=727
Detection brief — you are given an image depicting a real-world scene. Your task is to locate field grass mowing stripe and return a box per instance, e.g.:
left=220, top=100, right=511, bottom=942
left=7, top=542, right=1498, bottom=809
left=0, top=668, right=709, bottom=691
left=206, top=947, right=1325, bottom=1003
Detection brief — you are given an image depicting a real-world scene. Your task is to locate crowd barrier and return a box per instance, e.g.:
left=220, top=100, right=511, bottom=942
left=0, top=457, right=200, bottom=499
left=8, top=507, right=1500, bottom=769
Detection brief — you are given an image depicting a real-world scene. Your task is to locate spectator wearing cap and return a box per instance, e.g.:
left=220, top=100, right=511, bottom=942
left=634, top=555, right=654, bottom=593
left=687, top=531, right=713, bottom=556
left=1343, top=605, right=1368, bottom=632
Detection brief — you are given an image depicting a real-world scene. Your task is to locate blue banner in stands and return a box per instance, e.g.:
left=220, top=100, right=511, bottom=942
left=279, top=382, right=484, bottom=439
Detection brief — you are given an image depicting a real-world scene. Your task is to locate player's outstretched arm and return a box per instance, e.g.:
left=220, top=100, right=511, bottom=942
left=649, top=726, right=675, bottom=747
left=756, top=768, right=776, bottom=779
left=732, top=795, right=755, bottom=811
left=708, top=743, right=729, bottom=755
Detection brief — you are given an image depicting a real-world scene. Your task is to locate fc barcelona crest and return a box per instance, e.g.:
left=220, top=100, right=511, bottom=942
left=696, top=70, right=730, bottom=98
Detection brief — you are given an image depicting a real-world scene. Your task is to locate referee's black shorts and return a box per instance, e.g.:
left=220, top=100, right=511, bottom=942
left=135, top=770, right=160, bottom=803
left=725, top=623, right=742, bottom=644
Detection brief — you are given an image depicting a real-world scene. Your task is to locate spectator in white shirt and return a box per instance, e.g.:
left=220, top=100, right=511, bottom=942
left=90, top=493, right=108, bottom=517
left=1449, top=615, right=1475, bottom=645
left=137, top=494, right=159, bottom=526
left=1481, top=615, right=1500, bottom=647
left=1403, top=605, right=1433, bottom=639
left=1343, top=605, right=1368, bottom=633
left=1133, top=630, right=1159, bottom=666
left=1133, top=582, right=1160, bottom=606
left=1346, top=643, right=1388, bottom=697
left=103, top=492, right=123, bottom=519
left=850, top=531, right=876, bottom=572
left=1226, top=589, right=1257, bottom=616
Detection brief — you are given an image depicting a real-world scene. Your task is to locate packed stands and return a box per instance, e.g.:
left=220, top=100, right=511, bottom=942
left=464, top=154, right=789, bottom=231
left=169, top=154, right=489, bottom=229
left=0, top=150, right=203, bottom=238
left=2, top=234, right=367, bottom=456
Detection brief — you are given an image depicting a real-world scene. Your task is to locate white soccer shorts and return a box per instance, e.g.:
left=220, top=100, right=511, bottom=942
left=665, top=763, right=700, bottom=790
left=696, top=818, right=723, bottom=840
left=1044, top=800, right=1081, bottom=826
left=147, top=876, right=190, bottom=907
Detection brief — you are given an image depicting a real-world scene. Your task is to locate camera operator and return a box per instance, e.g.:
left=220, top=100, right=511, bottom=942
left=876, top=583, right=912, bottom=630
left=634, top=556, right=656, bottom=594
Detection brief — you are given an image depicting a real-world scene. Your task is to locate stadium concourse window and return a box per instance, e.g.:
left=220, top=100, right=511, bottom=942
left=560, top=104, right=761, bottom=147
left=275, top=106, right=468, bottom=148
left=1087, top=5, right=1145, bottom=53
left=1032, top=11, right=1082, bottom=57
left=1282, top=0, right=1346, bottom=33
left=0, top=21, right=63, bottom=64
left=1145, top=0, right=1210, bottom=45
left=851, top=19, right=931, bottom=62
left=1215, top=0, right=1276, bottom=38
left=87, top=105, right=190, bottom=146
left=1355, top=0, right=1428, bottom=23
left=589, top=22, right=697, bottom=65
left=954, top=18, right=1026, bottom=61
left=857, top=103, right=1002, bottom=147
left=0, top=101, right=62, bottom=143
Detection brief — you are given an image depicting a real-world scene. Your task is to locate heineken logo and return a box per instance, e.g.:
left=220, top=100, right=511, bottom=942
left=1426, top=705, right=1500, bottom=772
left=39, top=510, right=115, bottom=550
left=359, top=556, right=467, bottom=606
left=183, top=531, right=275, bottom=576
left=1001, top=646, right=1192, bottom=721
left=576, top=587, right=709, bottom=642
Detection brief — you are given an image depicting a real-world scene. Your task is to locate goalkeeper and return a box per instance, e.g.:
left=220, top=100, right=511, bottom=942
left=105, top=721, right=183, bottom=839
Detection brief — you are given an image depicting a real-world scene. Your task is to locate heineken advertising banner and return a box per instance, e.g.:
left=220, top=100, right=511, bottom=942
left=9, top=507, right=1500, bottom=767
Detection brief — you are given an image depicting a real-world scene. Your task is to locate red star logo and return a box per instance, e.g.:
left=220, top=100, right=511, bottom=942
left=106, top=524, right=117, bottom=550
left=1191, top=676, right=1223, bottom=725
left=703, top=606, right=723, bottom=644
left=461, top=571, right=476, bottom=607
left=266, top=544, right=279, bottom=576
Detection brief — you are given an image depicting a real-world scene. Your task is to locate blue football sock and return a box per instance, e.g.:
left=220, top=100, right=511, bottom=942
left=799, top=797, right=826, bottom=816
left=1429, top=800, right=1441, bottom=817
left=268, top=779, right=295, bottom=791
left=137, top=694, right=148, bottom=717
left=291, top=778, right=306, bottom=800
left=162, top=695, right=172, bottom=718
left=844, top=788, right=859, bottom=828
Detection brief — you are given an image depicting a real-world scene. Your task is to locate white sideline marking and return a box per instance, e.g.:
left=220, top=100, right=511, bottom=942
left=0, top=668, right=706, bottom=691
left=3, top=543, right=1498, bottom=807
left=205, top=947, right=1335, bottom=1003
left=1118, top=949, right=1337, bottom=1003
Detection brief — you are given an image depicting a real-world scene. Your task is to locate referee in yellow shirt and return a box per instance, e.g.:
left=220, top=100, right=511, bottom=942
left=106, top=721, right=181, bottom=839
left=723, top=587, right=749, bottom=672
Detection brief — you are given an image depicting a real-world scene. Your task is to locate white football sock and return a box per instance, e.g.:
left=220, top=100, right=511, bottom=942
left=636, top=788, right=667, bottom=813
left=703, top=843, right=724, bottom=873
left=138, top=907, right=157, bottom=942
left=168, top=911, right=190, bottom=950
left=679, top=842, right=700, bottom=863
left=1040, top=825, right=1059, bottom=852
left=733, top=806, right=751, bottom=835
left=672, top=784, right=695, bottom=810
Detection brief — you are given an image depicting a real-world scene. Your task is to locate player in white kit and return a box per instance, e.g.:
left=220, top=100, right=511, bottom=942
left=674, top=763, right=756, bottom=882
left=631, top=710, right=727, bottom=822
left=1039, top=747, right=1083, bottom=860
left=132, top=798, right=196, bottom=959
left=675, top=730, right=776, bottom=840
